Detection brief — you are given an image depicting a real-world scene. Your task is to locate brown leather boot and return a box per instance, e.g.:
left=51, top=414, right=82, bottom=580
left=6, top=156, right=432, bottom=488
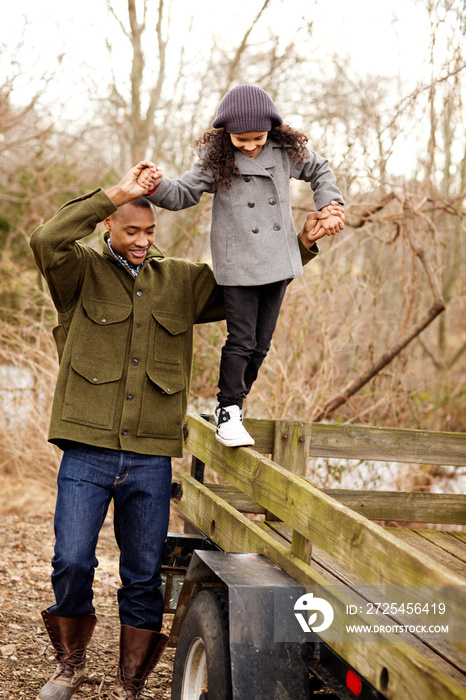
left=37, top=609, right=97, bottom=700
left=110, top=625, right=168, bottom=699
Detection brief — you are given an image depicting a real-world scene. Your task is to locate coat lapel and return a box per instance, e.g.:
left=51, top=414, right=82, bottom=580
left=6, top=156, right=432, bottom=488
left=235, top=139, right=278, bottom=176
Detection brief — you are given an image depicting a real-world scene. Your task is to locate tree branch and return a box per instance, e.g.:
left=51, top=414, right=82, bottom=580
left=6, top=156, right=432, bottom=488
left=315, top=198, right=446, bottom=421
left=220, top=0, right=272, bottom=96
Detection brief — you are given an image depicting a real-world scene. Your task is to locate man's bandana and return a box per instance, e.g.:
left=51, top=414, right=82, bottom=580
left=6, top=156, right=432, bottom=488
left=106, top=238, right=143, bottom=277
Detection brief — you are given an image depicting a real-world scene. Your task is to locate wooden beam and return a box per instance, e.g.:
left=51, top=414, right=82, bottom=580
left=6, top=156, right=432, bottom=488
left=271, top=420, right=314, bottom=561
left=321, top=489, right=466, bottom=525
left=244, top=418, right=466, bottom=466
left=272, top=419, right=312, bottom=477
left=205, top=484, right=266, bottom=514
left=205, top=485, right=466, bottom=525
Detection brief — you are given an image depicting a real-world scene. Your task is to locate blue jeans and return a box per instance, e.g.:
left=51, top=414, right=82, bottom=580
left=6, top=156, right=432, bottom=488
left=49, top=444, right=172, bottom=632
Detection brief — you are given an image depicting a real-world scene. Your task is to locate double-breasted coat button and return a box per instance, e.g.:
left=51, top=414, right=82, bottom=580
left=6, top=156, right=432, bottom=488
left=273, top=223, right=281, bottom=231
left=269, top=198, right=276, bottom=205
left=248, top=202, right=255, bottom=208
left=126, top=395, right=133, bottom=401
left=136, top=290, right=143, bottom=297
left=121, top=430, right=127, bottom=436
left=244, top=176, right=251, bottom=182
left=101, top=318, right=107, bottom=323
left=252, top=227, right=259, bottom=234
left=132, top=358, right=139, bottom=365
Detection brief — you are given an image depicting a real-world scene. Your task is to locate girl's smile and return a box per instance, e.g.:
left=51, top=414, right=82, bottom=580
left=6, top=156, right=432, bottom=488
left=230, top=131, right=268, bottom=159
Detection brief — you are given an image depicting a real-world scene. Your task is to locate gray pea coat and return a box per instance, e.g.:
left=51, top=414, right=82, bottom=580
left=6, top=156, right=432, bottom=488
left=148, top=139, right=344, bottom=286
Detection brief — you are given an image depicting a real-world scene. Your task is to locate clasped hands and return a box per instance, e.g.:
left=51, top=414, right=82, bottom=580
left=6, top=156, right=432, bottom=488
left=106, top=161, right=163, bottom=207
left=300, top=201, right=345, bottom=249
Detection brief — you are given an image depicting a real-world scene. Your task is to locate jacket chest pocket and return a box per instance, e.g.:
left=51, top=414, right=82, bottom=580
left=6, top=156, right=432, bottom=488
left=152, top=311, right=187, bottom=366
left=77, top=297, right=133, bottom=363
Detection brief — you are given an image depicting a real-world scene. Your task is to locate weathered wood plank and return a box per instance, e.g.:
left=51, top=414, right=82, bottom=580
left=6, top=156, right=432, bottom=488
left=177, top=473, right=466, bottom=700
left=205, top=484, right=266, bottom=514
left=242, top=417, right=274, bottom=452
left=307, top=423, right=466, bottom=466
left=324, top=489, right=466, bottom=524
left=290, top=530, right=312, bottom=564
left=244, top=418, right=466, bottom=466
left=272, top=420, right=314, bottom=552
left=184, top=414, right=466, bottom=588
left=386, top=529, right=466, bottom=577
left=205, top=484, right=466, bottom=525
left=272, top=420, right=312, bottom=477
left=414, top=530, right=466, bottom=566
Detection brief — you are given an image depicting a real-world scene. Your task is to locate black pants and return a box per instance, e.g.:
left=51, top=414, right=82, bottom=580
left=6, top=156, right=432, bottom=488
left=217, top=280, right=288, bottom=409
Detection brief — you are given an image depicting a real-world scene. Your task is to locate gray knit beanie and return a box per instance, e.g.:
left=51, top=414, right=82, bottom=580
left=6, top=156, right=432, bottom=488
left=212, top=85, right=283, bottom=134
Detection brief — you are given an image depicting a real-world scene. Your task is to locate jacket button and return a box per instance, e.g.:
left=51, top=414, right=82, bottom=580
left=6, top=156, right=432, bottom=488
left=273, top=223, right=281, bottom=231
left=269, top=198, right=276, bottom=205
left=121, top=430, right=127, bottom=436
left=136, top=290, right=143, bottom=297
left=244, top=176, right=251, bottom=182
left=101, top=318, right=107, bottom=323
left=132, top=358, right=139, bottom=365
left=247, top=202, right=255, bottom=208
left=252, top=227, right=259, bottom=234
left=126, top=395, right=133, bottom=401
left=93, top=377, right=98, bottom=383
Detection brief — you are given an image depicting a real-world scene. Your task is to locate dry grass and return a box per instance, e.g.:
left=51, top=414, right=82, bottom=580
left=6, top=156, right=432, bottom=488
left=0, top=271, right=61, bottom=493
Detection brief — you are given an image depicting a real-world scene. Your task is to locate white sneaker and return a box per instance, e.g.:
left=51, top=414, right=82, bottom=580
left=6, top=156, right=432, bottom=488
left=215, top=405, right=255, bottom=447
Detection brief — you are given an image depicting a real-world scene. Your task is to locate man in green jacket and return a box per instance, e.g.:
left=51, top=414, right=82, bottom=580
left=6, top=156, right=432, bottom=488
left=30, top=161, right=341, bottom=700
left=31, top=160, right=230, bottom=700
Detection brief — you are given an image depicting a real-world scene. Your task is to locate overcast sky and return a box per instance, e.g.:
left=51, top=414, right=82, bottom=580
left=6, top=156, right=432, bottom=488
left=3, top=0, right=459, bottom=179
left=3, top=0, right=435, bottom=106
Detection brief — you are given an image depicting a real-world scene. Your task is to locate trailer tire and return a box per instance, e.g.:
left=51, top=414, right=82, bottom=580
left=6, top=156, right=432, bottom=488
left=171, top=588, right=232, bottom=700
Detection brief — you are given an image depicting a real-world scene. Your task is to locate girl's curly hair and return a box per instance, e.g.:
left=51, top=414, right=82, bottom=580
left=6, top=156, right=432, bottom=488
left=195, top=124, right=310, bottom=188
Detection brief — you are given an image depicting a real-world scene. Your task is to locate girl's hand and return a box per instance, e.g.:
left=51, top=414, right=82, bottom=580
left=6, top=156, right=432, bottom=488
left=146, top=166, right=164, bottom=195
left=106, top=161, right=159, bottom=206
left=318, top=203, right=345, bottom=236
left=300, top=201, right=345, bottom=247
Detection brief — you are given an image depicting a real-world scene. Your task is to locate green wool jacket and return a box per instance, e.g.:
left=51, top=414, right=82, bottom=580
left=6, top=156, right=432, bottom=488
left=30, top=188, right=318, bottom=457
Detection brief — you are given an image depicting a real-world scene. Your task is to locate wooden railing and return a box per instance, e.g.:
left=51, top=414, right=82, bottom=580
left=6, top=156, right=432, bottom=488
left=177, top=414, right=466, bottom=700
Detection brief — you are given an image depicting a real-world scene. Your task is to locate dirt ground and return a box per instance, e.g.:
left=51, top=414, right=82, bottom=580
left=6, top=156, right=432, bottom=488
left=0, top=502, right=178, bottom=700
left=0, top=479, right=337, bottom=699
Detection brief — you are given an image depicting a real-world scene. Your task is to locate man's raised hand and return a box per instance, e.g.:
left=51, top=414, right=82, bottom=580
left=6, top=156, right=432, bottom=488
left=105, top=161, right=163, bottom=207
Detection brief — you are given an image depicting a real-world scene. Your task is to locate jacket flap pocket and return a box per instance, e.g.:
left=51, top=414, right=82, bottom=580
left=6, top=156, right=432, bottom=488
left=83, top=297, right=132, bottom=325
left=152, top=311, right=187, bottom=335
left=146, top=367, right=184, bottom=394
left=71, top=355, right=123, bottom=384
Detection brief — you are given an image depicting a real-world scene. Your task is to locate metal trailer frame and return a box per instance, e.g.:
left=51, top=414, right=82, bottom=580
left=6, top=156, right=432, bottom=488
left=160, top=525, right=387, bottom=700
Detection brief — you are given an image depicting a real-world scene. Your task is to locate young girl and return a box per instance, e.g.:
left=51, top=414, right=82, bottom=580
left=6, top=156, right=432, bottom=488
left=147, top=84, right=345, bottom=446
